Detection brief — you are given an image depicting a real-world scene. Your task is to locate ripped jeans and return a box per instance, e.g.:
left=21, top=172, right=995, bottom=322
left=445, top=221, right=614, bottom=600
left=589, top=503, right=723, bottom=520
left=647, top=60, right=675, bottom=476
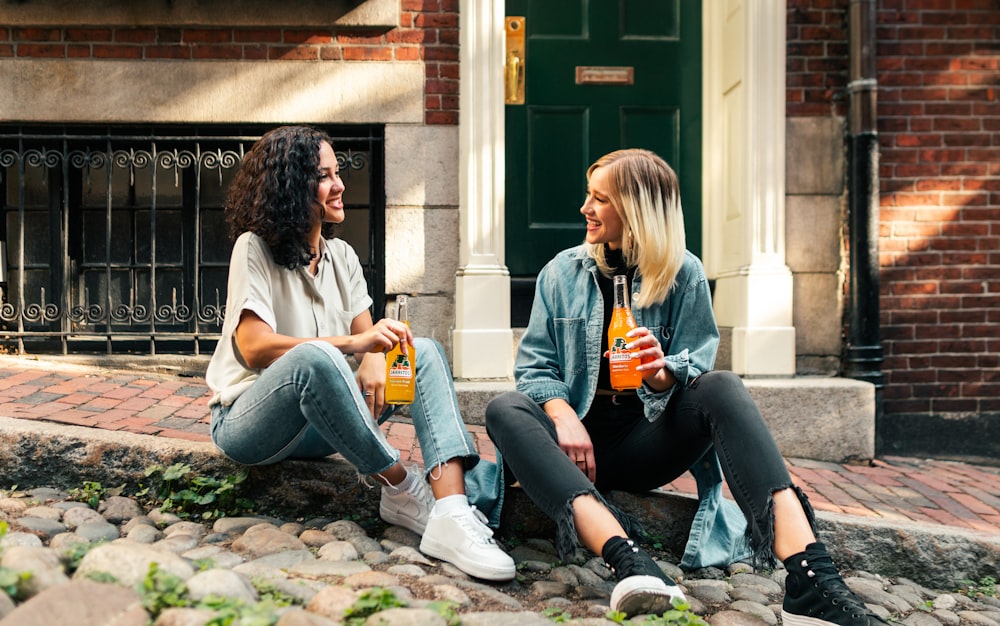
left=484, top=371, right=814, bottom=567
left=210, top=339, right=478, bottom=478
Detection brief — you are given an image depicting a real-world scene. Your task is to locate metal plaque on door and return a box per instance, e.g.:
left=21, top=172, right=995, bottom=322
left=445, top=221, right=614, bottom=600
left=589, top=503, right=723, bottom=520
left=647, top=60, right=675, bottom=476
left=575, top=66, right=634, bottom=85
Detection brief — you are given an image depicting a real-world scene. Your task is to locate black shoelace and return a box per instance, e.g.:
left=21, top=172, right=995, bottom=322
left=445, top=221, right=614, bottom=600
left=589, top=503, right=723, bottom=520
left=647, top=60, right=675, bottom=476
left=801, top=552, right=872, bottom=620
left=607, top=539, right=656, bottom=581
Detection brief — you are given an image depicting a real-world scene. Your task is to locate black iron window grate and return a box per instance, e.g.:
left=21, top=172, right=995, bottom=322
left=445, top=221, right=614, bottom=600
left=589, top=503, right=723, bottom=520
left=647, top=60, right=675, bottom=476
left=0, top=124, right=385, bottom=355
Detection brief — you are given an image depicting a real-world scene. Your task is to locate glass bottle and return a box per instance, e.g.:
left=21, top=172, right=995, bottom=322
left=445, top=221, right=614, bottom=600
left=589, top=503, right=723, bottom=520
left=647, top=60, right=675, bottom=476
left=607, top=275, right=642, bottom=390
left=384, top=295, right=416, bottom=404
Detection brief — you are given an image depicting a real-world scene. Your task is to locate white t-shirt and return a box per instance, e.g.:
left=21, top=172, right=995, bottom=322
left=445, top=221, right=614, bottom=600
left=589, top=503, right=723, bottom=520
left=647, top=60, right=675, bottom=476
left=206, top=231, right=374, bottom=407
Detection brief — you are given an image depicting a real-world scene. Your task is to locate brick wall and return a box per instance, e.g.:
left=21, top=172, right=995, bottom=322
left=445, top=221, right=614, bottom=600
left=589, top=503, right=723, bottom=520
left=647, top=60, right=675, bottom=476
left=877, top=0, right=1000, bottom=457
left=0, top=0, right=460, bottom=126
left=789, top=0, right=1000, bottom=458
left=787, top=0, right=849, bottom=118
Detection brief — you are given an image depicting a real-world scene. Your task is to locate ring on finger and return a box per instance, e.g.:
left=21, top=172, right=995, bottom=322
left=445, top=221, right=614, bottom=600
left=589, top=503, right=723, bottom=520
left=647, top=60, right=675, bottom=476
left=363, top=391, right=375, bottom=397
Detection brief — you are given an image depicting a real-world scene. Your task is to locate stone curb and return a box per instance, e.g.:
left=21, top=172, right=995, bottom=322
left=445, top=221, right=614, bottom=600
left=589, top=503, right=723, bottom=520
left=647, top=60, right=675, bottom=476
left=1, top=415, right=996, bottom=590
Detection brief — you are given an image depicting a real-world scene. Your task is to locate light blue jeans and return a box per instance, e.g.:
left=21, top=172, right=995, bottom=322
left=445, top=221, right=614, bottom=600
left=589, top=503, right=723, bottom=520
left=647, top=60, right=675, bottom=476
left=210, top=338, right=478, bottom=479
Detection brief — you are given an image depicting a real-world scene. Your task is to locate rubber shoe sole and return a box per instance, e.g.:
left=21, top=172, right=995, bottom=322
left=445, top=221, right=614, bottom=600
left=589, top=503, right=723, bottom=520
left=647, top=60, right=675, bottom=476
left=782, top=610, right=868, bottom=626
left=420, top=533, right=516, bottom=582
left=610, top=575, right=685, bottom=617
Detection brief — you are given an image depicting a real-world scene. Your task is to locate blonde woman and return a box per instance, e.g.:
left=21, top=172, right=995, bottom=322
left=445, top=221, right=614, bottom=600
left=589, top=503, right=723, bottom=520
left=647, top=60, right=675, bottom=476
left=486, top=149, right=886, bottom=624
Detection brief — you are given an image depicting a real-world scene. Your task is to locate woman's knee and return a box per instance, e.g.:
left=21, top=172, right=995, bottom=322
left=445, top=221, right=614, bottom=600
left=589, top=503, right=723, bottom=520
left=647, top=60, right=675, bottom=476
left=412, top=337, right=445, bottom=361
left=287, top=340, right=351, bottom=372
left=485, top=391, right=535, bottom=432
left=695, top=370, right=748, bottom=397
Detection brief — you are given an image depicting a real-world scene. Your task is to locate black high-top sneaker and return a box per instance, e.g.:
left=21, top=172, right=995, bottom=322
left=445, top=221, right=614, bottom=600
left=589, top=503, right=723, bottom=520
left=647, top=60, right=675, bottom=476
left=602, top=536, right=686, bottom=617
left=782, top=542, right=890, bottom=626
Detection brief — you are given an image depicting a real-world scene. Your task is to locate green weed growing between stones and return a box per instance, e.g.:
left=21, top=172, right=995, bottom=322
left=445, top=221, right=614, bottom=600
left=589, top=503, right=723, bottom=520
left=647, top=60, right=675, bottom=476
left=137, top=562, right=295, bottom=625
left=61, top=539, right=103, bottom=574
left=604, top=596, right=709, bottom=625
left=958, top=575, right=997, bottom=599
left=543, top=606, right=572, bottom=622
left=426, top=600, right=461, bottom=626
left=139, top=562, right=192, bottom=614
left=141, top=463, right=253, bottom=520
left=343, top=587, right=407, bottom=625
left=0, top=521, right=32, bottom=601
left=67, top=480, right=123, bottom=509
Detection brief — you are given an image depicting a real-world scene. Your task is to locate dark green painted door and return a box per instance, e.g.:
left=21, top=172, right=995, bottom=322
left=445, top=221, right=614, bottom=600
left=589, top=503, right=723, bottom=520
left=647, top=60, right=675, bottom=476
left=504, top=0, right=702, bottom=278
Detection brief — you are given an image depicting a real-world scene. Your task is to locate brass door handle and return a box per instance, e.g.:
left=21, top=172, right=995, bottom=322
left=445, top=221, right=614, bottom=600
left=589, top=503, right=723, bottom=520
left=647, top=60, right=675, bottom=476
left=506, top=52, right=522, bottom=103
left=505, top=17, right=525, bottom=105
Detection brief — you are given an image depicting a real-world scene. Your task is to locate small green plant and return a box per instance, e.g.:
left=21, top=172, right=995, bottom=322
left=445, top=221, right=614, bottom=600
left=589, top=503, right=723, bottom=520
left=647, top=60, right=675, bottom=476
left=143, top=463, right=253, bottom=520
left=426, top=600, right=461, bottom=626
left=542, top=606, right=572, bottom=622
left=138, top=562, right=192, bottom=614
left=343, top=587, right=407, bottom=625
left=0, top=568, right=31, bottom=600
left=61, top=540, right=102, bottom=574
left=605, top=597, right=708, bottom=625
left=199, top=595, right=283, bottom=626
left=0, top=521, right=33, bottom=600
left=250, top=578, right=296, bottom=607
left=134, top=563, right=300, bottom=625
left=67, top=481, right=102, bottom=508
left=958, top=575, right=997, bottom=598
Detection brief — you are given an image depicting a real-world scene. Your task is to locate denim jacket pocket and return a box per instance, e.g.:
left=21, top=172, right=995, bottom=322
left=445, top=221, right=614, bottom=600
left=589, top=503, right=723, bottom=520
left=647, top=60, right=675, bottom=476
left=553, top=317, right=587, bottom=376
left=648, top=325, right=669, bottom=344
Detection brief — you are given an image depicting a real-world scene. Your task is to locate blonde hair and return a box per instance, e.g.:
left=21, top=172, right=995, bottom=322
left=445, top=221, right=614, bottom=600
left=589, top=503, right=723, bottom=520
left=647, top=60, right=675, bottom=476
left=586, top=149, right=686, bottom=308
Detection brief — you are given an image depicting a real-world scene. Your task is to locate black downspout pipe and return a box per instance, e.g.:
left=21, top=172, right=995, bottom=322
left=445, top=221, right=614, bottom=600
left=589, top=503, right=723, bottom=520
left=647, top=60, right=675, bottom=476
left=844, top=0, right=885, bottom=427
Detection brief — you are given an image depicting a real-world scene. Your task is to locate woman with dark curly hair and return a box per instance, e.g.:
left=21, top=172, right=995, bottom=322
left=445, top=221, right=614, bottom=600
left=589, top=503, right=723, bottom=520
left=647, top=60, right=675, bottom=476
left=206, top=126, right=515, bottom=582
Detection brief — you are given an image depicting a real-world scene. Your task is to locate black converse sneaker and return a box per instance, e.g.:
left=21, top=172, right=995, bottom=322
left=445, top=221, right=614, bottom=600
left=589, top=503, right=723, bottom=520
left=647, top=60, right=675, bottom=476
left=782, top=542, right=890, bottom=626
left=602, top=536, right=686, bottom=617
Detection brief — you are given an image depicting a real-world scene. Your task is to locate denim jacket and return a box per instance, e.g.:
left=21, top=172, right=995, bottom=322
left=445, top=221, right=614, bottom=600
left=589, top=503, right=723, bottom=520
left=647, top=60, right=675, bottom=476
left=512, top=245, right=750, bottom=569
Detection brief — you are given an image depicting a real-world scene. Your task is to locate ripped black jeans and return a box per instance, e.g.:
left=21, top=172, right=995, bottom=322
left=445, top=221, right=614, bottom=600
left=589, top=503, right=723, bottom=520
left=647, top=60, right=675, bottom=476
left=484, top=371, right=814, bottom=567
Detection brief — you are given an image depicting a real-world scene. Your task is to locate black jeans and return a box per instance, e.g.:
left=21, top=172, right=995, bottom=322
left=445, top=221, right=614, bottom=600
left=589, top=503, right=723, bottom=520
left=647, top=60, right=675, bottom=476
left=484, top=371, right=813, bottom=566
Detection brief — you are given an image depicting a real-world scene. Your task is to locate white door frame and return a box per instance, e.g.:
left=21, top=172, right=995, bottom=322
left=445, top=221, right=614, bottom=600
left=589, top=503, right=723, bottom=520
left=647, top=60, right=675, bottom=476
left=452, top=0, right=792, bottom=379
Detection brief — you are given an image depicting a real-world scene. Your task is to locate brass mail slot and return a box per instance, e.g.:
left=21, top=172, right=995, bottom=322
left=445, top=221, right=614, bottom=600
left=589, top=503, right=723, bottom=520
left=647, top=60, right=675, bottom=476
left=575, top=66, right=634, bottom=86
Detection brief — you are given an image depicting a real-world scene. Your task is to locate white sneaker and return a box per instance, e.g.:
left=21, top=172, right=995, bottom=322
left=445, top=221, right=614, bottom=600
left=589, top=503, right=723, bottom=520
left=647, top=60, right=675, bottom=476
left=419, top=503, right=516, bottom=581
left=379, top=470, right=434, bottom=535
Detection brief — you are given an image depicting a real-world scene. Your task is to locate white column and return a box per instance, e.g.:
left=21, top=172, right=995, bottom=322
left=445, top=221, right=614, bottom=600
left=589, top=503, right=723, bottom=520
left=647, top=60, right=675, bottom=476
left=451, top=0, right=514, bottom=379
left=703, top=0, right=795, bottom=376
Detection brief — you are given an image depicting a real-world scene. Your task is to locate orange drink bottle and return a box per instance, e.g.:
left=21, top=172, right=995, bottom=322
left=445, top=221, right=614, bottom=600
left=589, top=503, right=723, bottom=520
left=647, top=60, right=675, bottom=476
left=608, top=275, right=642, bottom=391
left=384, top=295, right=416, bottom=405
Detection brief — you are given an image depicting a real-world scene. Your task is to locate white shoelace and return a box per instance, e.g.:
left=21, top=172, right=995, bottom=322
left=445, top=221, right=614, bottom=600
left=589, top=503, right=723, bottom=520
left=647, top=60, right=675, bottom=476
left=455, top=505, right=496, bottom=542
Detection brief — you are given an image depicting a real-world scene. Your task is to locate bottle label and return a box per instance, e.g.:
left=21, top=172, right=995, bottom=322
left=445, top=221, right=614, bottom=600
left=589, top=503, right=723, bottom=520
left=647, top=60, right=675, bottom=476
left=388, top=353, right=413, bottom=379
left=609, top=337, right=632, bottom=363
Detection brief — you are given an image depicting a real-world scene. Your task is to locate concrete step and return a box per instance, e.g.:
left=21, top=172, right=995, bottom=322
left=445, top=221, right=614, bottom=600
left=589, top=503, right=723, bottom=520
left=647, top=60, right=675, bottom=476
left=42, top=352, right=875, bottom=464
left=454, top=376, right=875, bottom=464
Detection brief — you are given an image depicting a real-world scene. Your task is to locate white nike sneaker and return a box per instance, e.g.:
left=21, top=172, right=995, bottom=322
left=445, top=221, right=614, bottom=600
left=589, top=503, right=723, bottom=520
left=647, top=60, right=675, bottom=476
left=379, top=470, right=434, bottom=535
left=420, top=503, right=516, bottom=581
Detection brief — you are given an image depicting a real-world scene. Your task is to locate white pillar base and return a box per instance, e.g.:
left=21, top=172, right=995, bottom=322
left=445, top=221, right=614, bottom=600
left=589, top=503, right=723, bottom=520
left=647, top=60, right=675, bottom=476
left=729, top=326, right=796, bottom=376
left=452, top=270, right=514, bottom=379
left=713, top=266, right=796, bottom=376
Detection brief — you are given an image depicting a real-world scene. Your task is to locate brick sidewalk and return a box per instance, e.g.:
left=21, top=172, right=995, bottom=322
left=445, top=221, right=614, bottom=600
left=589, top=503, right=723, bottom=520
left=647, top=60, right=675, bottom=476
left=1, top=358, right=998, bottom=536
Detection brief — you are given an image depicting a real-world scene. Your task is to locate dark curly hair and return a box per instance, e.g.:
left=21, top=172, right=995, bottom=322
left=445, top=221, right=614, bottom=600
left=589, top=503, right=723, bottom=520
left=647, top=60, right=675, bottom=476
left=225, top=125, right=337, bottom=269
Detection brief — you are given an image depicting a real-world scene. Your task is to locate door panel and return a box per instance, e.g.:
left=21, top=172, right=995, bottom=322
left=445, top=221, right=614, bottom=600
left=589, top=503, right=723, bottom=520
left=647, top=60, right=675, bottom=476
left=505, top=0, right=701, bottom=279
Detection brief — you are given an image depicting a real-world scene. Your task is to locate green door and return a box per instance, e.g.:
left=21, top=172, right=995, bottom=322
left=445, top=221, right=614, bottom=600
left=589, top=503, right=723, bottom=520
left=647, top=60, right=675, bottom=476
left=505, top=0, right=702, bottom=283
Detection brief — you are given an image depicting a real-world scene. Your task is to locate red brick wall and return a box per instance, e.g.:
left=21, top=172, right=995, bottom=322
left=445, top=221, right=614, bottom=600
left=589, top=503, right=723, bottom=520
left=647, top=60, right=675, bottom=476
left=787, top=0, right=849, bottom=118
left=877, top=1, right=1000, bottom=424
left=789, top=0, right=1000, bottom=452
left=0, top=0, right=460, bottom=125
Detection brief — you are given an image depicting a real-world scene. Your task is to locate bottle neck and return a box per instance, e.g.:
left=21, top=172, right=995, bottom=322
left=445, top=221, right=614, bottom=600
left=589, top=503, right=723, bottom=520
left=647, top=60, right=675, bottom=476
left=613, top=276, right=630, bottom=310
left=395, top=296, right=409, bottom=322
